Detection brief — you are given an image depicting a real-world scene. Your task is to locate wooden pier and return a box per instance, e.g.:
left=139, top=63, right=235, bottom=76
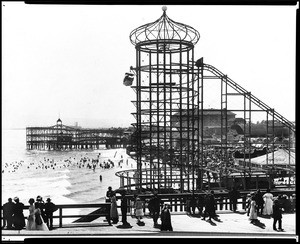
left=26, top=119, right=129, bottom=150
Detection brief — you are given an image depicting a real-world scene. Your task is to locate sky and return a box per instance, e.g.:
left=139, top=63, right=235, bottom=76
left=2, top=3, right=297, bottom=129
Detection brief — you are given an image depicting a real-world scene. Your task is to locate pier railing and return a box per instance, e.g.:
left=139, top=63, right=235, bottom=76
left=1, top=189, right=295, bottom=229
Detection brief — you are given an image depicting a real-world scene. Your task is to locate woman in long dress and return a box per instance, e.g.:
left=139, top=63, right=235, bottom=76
left=263, top=189, right=274, bottom=216
left=34, top=202, right=49, bottom=231
left=26, top=198, right=37, bottom=230
left=13, top=197, right=26, bottom=230
left=135, top=196, right=144, bottom=224
left=249, top=196, right=258, bottom=224
left=160, top=204, right=173, bottom=231
left=110, top=192, right=119, bottom=224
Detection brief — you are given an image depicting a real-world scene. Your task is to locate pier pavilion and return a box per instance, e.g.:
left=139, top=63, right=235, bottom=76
left=26, top=118, right=128, bottom=150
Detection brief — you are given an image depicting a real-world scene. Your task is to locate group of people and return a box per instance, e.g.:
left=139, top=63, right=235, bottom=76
left=105, top=187, right=173, bottom=231
left=186, top=191, right=219, bottom=222
left=245, top=189, right=293, bottom=231
left=2, top=197, right=26, bottom=230
left=2, top=196, right=58, bottom=231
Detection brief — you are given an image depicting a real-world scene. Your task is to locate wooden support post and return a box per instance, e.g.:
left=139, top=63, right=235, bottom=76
left=59, top=207, right=63, bottom=228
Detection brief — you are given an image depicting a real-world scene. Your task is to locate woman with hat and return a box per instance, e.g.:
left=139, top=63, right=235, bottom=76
left=34, top=201, right=49, bottom=231
left=263, top=188, right=274, bottom=216
left=134, top=196, right=144, bottom=224
left=12, top=197, right=25, bottom=230
left=26, top=198, right=37, bottom=230
left=160, top=204, right=173, bottom=231
left=35, top=196, right=46, bottom=222
left=110, top=192, right=119, bottom=224
left=249, top=194, right=258, bottom=224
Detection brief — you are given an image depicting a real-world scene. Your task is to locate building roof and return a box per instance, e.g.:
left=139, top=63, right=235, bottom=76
left=129, top=7, right=200, bottom=50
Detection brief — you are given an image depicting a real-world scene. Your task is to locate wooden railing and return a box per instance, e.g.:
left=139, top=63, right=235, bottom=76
left=120, top=189, right=295, bottom=214
left=1, top=189, right=295, bottom=229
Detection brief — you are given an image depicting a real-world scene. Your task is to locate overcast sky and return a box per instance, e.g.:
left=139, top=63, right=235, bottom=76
left=2, top=3, right=297, bottom=129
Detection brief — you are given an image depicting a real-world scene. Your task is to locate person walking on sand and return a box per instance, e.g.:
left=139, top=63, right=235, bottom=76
left=44, top=198, right=58, bottom=230
left=110, top=191, right=119, bottom=224
left=160, top=204, right=173, bottom=231
left=134, top=196, right=144, bottom=224
left=12, top=197, right=26, bottom=230
left=2, top=198, right=15, bottom=230
left=26, top=198, right=37, bottom=230
left=263, top=188, right=274, bottom=216
left=272, top=199, right=284, bottom=231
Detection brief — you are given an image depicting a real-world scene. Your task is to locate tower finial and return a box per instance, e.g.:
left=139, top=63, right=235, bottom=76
left=162, top=6, right=167, bottom=12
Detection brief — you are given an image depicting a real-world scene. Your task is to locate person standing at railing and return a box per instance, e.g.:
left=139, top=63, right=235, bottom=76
left=26, top=198, right=37, bottom=230
left=34, top=202, right=49, bottom=231
left=44, top=198, right=58, bottom=230
left=110, top=191, right=119, bottom=224
left=229, top=187, right=240, bottom=212
left=35, top=196, right=46, bottom=222
left=201, top=193, right=215, bottom=221
left=106, top=186, right=114, bottom=203
left=2, top=198, right=15, bottom=230
left=12, top=197, right=25, bottom=230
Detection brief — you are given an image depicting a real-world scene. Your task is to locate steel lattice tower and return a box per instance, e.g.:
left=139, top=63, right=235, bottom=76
left=118, top=7, right=295, bottom=193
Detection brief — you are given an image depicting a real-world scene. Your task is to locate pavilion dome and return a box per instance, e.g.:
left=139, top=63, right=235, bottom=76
left=129, top=7, right=200, bottom=52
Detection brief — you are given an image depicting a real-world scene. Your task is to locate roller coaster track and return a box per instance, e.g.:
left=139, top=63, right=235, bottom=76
left=201, top=63, right=295, bottom=133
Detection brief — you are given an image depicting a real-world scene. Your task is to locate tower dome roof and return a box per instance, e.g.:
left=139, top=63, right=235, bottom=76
left=129, top=7, right=200, bottom=52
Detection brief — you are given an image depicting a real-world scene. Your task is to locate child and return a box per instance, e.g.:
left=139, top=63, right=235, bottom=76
left=134, top=197, right=144, bottom=224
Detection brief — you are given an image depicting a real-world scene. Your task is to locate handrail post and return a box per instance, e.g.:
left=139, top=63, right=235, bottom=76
left=59, top=207, right=63, bottom=228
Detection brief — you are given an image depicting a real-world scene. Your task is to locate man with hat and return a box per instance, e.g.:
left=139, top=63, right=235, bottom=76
left=35, top=196, right=46, bottom=222
left=44, top=198, right=58, bottom=230
left=272, top=198, right=284, bottom=231
left=2, top=198, right=15, bottom=229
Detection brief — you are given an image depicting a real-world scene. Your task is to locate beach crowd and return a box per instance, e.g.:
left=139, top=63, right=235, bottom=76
left=2, top=152, right=131, bottom=174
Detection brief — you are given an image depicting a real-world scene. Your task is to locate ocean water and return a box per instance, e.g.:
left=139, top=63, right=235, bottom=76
left=1, top=129, right=136, bottom=209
